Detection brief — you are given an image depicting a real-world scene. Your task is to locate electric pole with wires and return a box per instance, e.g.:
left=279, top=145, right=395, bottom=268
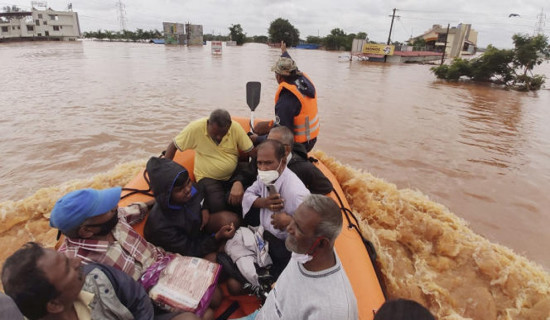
left=385, top=8, right=400, bottom=62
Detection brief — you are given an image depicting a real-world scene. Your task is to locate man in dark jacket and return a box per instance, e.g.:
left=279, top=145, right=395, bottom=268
left=144, top=157, right=236, bottom=258
left=272, top=43, right=319, bottom=152
left=250, top=42, right=319, bottom=152
left=268, top=126, right=332, bottom=194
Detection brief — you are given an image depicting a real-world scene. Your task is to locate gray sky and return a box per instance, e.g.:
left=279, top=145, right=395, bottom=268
left=3, top=0, right=548, bottom=48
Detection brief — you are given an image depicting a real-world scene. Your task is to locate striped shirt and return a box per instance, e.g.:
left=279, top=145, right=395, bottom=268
left=58, top=203, right=167, bottom=281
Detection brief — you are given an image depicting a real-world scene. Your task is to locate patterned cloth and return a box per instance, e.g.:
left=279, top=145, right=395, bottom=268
left=59, top=203, right=167, bottom=281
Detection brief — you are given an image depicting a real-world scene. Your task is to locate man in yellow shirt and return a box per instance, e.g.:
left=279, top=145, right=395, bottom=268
left=165, top=109, right=254, bottom=223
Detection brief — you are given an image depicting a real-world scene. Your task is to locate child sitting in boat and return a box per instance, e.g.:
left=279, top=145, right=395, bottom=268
left=144, top=157, right=237, bottom=258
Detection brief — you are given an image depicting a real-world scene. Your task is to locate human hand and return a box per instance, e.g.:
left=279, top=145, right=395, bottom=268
left=271, top=212, right=292, bottom=231
left=249, top=133, right=258, bottom=144
left=200, top=209, right=210, bottom=231
left=253, top=121, right=273, bottom=135
left=228, top=181, right=244, bottom=205
left=215, top=223, right=236, bottom=240
left=281, top=41, right=287, bottom=53
left=265, top=193, right=284, bottom=212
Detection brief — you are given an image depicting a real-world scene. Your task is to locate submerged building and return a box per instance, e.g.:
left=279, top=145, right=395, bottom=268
left=163, top=22, right=185, bottom=45
left=411, top=24, right=478, bottom=58
left=0, top=5, right=81, bottom=42
left=162, top=22, right=203, bottom=45
left=185, top=23, right=203, bottom=45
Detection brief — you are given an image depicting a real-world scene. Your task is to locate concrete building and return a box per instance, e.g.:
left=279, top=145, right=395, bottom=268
left=411, top=24, right=478, bottom=58
left=186, top=23, right=203, bottom=46
left=162, top=22, right=203, bottom=45
left=0, top=6, right=80, bottom=42
left=163, top=22, right=185, bottom=45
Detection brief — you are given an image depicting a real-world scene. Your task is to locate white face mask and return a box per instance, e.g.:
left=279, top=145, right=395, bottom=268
left=257, top=160, right=282, bottom=185
left=291, top=252, right=313, bottom=264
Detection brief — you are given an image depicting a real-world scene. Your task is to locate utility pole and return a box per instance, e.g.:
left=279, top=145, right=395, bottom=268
left=387, top=8, right=398, bottom=45
left=440, top=24, right=450, bottom=66
left=385, top=8, right=399, bottom=62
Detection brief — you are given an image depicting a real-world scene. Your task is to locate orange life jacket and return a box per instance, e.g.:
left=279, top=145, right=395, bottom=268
left=274, top=73, right=319, bottom=143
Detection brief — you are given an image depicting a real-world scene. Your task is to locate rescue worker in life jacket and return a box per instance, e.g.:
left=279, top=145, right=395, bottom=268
left=251, top=42, right=319, bottom=152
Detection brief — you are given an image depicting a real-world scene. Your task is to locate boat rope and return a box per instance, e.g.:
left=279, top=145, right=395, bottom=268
left=331, top=186, right=388, bottom=299
left=120, top=168, right=153, bottom=199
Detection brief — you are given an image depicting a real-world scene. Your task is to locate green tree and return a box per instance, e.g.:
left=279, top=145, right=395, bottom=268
left=248, top=35, right=268, bottom=43
left=229, top=24, right=246, bottom=45
left=104, top=30, right=114, bottom=41
left=431, top=33, right=549, bottom=91
left=324, top=28, right=348, bottom=50
left=410, top=37, right=426, bottom=51
left=268, top=18, right=300, bottom=46
left=204, top=34, right=230, bottom=41
left=356, top=32, right=368, bottom=40
left=306, top=36, right=322, bottom=45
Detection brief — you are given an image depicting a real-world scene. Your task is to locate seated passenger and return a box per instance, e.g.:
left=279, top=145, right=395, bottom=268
left=267, top=126, right=332, bottom=194
left=144, top=157, right=237, bottom=257
left=242, top=140, right=310, bottom=239
left=164, top=109, right=254, bottom=215
left=0, top=293, right=23, bottom=320
left=239, top=195, right=358, bottom=320
left=242, top=139, right=310, bottom=278
left=374, top=299, right=435, bottom=320
left=50, top=187, right=166, bottom=281
left=49, top=187, right=223, bottom=320
left=1, top=242, right=164, bottom=320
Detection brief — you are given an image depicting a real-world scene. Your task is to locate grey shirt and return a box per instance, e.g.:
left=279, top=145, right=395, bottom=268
left=0, top=293, right=24, bottom=320
left=256, top=251, right=358, bottom=320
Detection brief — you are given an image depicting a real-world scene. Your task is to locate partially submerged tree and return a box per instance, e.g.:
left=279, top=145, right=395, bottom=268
left=268, top=18, right=299, bottom=46
left=229, top=24, right=246, bottom=45
left=431, top=33, right=550, bottom=91
left=324, top=28, right=348, bottom=50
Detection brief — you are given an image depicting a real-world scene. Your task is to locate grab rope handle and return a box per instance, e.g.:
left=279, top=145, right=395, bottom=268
left=331, top=186, right=388, bottom=299
left=120, top=161, right=154, bottom=199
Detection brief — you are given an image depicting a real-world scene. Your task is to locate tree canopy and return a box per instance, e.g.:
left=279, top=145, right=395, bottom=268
left=322, top=28, right=367, bottom=51
left=268, top=18, right=299, bottom=46
left=229, top=24, right=246, bottom=45
left=431, top=33, right=549, bottom=91
left=82, top=29, right=162, bottom=41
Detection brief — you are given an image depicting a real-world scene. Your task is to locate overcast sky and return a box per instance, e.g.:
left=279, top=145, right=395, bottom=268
left=3, top=0, right=548, bottom=48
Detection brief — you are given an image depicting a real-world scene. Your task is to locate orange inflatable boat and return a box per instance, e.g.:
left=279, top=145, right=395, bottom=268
left=118, top=117, right=386, bottom=319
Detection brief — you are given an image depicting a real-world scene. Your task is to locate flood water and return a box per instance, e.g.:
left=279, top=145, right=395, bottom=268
left=1, top=41, right=550, bottom=318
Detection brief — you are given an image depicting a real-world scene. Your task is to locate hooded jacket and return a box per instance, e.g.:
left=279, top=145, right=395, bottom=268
left=144, top=157, right=217, bottom=257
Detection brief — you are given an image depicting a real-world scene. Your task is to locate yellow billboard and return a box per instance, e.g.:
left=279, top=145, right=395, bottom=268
left=362, top=44, right=395, bottom=55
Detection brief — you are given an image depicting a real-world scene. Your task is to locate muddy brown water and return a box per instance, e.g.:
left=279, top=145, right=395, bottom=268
left=1, top=41, right=550, bottom=319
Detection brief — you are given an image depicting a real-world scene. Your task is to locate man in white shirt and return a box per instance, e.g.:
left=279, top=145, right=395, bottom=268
left=243, top=194, right=358, bottom=320
left=241, top=140, right=310, bottom=279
